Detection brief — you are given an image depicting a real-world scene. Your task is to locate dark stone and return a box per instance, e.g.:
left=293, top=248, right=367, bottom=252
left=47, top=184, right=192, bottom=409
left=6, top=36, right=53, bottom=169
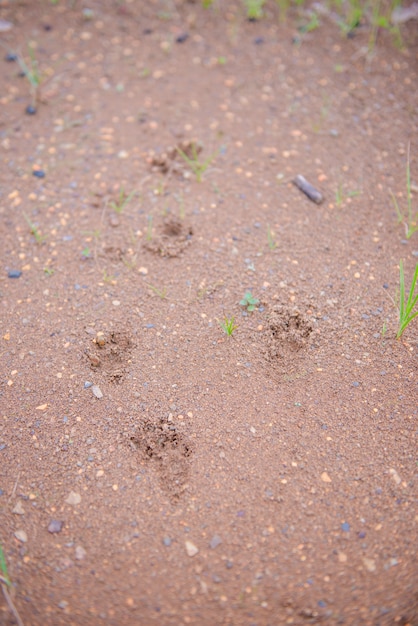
left=176, top=33, right=189, bottom=43
left=25, top=105, right=37, bottom=115
left=8, top=270, right=22, bottom=279
left=48, top=520, right=64, bottom=533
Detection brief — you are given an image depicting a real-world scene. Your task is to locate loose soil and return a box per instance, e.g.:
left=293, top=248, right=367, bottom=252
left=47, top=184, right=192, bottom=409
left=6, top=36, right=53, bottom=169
left=0, top=1, right=417, bottom=625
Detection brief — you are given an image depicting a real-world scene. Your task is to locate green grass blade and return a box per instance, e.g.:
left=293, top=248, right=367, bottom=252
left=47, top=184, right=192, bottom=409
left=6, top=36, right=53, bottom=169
left=0, top=544, right=10, bottom=586
left=405, top=264, right=418, bottom=312
left=399, top=260, right=405, bottom=322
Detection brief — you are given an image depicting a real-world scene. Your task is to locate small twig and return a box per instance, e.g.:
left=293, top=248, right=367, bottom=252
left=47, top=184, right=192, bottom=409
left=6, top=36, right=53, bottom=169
left=1, top=583, right=25, bottom=626
left=293, top=174, right=324, bottom=204
left=8, top=472, right=20, bottom=503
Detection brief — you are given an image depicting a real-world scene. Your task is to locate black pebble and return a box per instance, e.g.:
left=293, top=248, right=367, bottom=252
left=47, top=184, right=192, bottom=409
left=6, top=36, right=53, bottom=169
left=26, top=105, right=37, bottom=115
left=176, top=33, right=189, bottom=43
left=254, top=37, right=264, bottom=44
left=143, top=28, right=153, bottom=35
left=5, top=52, right=17, bottom=62
left=8, top=270, right=22, bottom=279
left=33, top=170, right=45, bottom=178
left=43, top=24, right=52, bottom=31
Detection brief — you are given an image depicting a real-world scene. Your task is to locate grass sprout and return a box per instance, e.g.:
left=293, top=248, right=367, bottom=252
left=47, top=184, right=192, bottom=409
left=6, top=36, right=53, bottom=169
left=23, top=212, right=47, bottom=244
left=102, top=269, right=117, bottom=284
left=109, top=186, right=135, bottom=214
left=176, top=143, right=215, bottom=182
left=396, top=260, right=418, bottom=339
left=147, top=284, right=167, bottom=299
left=146, top=215, right=153, bottom=241
left=335, top=183, right=361, bottom=206
left=267, top=224, right=277, bottom=250
left=14, top=45, right=42, bottom=108
left=391, top=143, right=417, bottom=239
left=240, top=291, right=259, bottom=312
left=1, top=544, right=24, bottom=626
left=219, top=316, right=238, bottom=336
left=243, top=0, right=266, bottom=19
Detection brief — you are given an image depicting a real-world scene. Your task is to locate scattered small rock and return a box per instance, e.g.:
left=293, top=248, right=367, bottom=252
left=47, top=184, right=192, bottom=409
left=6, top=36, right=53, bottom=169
left=75, top=545, right=86, bottom=560
left=321, top=472, right=332, bottom=483
left=185, top=540, right=199, bottom=557
left=25, top=105, right=37, bottom=115
left=92, top=385, right=103, bottom=399
left=209, top=534, right=222, bottom=549
left=176, top=32, right=189, bottom=43
left=0, top=21, right=13, bottom=33
left=12, top=501, right=25, bottom=515
left=33, top=169, right=45, bottom=178
left=48, top=520, right=64, bottom=534
left=363, top=557, right=376, bottom=572
left=14, top=529, right=28, bottom=543
left=65, top=491, right=81, bottom=505
left=163, top=536, right=172, bottom=547
left=389, top=468, right=402, bottom=485
left=7, top=270, right=22, bottom=279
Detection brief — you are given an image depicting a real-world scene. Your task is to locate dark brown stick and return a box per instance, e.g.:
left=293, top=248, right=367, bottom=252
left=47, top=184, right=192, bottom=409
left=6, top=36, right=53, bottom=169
left=293, top=175, right=324, bottom=204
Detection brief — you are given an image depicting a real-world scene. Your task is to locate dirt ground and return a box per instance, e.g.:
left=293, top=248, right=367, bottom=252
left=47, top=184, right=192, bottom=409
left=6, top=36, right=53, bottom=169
left=0, top=1, right=417, bottom=625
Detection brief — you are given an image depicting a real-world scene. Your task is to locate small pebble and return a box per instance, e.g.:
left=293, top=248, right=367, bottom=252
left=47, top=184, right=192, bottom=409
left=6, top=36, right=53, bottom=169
left=163, top=537, right=172, bottom=547
left=25, top=105, right=37, bottom=115
left=8, top=270, right=22, bottom=279
left=363, top=557, right=376, bottom=572
left=176, top=32, right=189, bottom=43
left=75, top=545, right=86, bottom=560
left=33, top=170, right=45, bottom=178
left=12, top=501, right=25, bottom=515
left=48, top=520, right=64, bottom=534
left=185, top=540, right=199, bottom=557
left=389, top=468, right=402, bottom=485
left=0, top=20, right=13, bottom=32
left=209, top=534, right=222, bottom=549
left=84, top=381, right=93, bottom=389
left=5, top=52, right=17, bottom=62
left=254, top=36, right=264, bottom=44
left=92, top=385, right=103, bottom=399
left=14, top=529, right=28, bottom=543
left=341, top=522, right=350, bottom=532
left=65, top=491, right=81, bottom=505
